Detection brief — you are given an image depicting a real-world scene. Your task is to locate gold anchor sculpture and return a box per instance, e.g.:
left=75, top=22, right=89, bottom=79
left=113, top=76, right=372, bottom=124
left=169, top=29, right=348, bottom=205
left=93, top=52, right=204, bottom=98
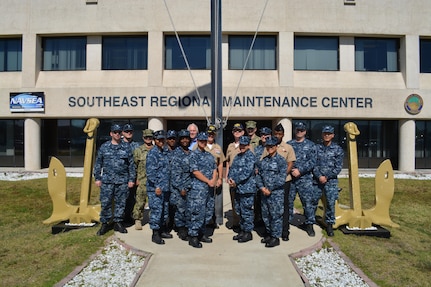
left=334, top=122, right=400, bottom=229
left=43, top=118, right=101, bottom=225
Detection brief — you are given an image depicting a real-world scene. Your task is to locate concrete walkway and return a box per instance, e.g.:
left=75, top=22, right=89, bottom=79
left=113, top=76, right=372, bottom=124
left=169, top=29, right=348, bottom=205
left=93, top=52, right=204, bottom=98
left=116, top=185, right=323, bottom=287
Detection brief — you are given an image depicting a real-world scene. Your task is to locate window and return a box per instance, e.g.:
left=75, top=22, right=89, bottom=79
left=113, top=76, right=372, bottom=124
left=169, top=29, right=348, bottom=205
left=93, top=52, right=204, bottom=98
left=294, top=36, right=339, bottom=71
left=165, top=35, right=211, bottom=69
left=42, top=37, right=86, bottom=71
left=420, top=39, right=431, bottom=73
left=102, top=36, right=148, bottom=70
left=0, top=38, right=22, bottom=72
left=229, top=35, right=276, bottom=70
left=355, top=38, right=399, bottom=72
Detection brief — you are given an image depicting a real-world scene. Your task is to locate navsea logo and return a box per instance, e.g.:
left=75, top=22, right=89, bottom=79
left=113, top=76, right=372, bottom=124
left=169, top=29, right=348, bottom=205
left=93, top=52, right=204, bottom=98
left=10, top=92, right=45, bottom=112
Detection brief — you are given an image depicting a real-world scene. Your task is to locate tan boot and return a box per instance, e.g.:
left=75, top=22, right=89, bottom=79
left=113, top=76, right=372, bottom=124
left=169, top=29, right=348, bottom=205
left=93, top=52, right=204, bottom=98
left=135, top=220, right=142, bottom=230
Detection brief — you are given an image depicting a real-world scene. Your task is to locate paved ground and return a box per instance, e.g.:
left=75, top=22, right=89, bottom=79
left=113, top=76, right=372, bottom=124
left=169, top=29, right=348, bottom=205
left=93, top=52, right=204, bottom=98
left=117, top=185, right=323, bottom=287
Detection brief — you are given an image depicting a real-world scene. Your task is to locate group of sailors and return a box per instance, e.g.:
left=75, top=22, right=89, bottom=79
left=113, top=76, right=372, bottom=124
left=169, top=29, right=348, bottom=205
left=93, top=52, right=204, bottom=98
left=93, top=120, right=344, bottom=249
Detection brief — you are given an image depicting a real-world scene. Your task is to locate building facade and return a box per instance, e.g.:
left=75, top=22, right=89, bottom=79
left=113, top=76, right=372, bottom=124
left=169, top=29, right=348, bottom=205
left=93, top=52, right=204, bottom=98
left=0, top=0, right=430, bottom=171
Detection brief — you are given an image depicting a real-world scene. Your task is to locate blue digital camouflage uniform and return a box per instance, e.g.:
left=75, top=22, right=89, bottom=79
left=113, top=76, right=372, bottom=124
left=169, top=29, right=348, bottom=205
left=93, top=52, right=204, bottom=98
left=313, top=142, right=344, bottom=225
left=256, top=152, right=287, bottom=238
left=228, top=149, right=257, bottom=233
left=254, top=144, right=265, bottom=161
left=170, top=146, right=192, bottom=229
left=287, top=138, right=317, bottom=225
left=94, top=141, right=135, bottom=224
left=188, top=148, right=216, bottom=237
left=124, top=139, right=140, bottom=222
left=146, top=144, right=170, bottom=231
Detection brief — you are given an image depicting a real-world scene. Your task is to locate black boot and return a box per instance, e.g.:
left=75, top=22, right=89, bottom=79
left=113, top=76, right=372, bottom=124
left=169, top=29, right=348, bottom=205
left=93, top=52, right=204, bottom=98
left=238, top=232, right=253, bottom=243
left=265, top=237, right=280, bottom=248
left=326, top=224, right=334, bottom=237
left=114, top=222, right=128, bottom=233
left=233, top=230, right=244, bottom=241
left=189, top=236, right=202, bottom=248
left=199, top=234, right=213, bottom=243
left=177, top=227, right=188, bottom=241
left=261, top=235, right=271, bottom=244
left=96, top=223, right=111, bottom=236
left=160, top=225, right=173, bottom=239
left=306, top=224, right=315, bottom=237
left=152, top=230, right=165, bottom=245
left=282, top=231, right=290, bottom=241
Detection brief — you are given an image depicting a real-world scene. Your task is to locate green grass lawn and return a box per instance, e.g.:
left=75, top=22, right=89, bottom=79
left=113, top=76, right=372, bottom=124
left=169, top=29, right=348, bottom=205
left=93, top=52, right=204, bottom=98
left=0, top=177, right=429, bottom=286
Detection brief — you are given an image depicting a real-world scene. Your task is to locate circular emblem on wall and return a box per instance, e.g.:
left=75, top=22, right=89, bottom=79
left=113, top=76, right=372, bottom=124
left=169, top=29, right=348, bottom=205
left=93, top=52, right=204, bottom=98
left=404, top=94, right=423, bottom=115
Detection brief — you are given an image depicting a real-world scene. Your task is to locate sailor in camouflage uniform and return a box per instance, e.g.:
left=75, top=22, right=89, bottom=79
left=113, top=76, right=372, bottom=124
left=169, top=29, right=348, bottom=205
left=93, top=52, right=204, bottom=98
left=245, top=120, right=260, bottom=149
left=122, top=123, right=141, bottom=224
left=170, top=129, right=192, bottom=241
left=313, top=125, right=344, bottom=236
left=166, top=130, right=177, bottom=232
left=132, top=128, right=154, bottom=230
left=227, top=136, right=256, bottom=243
left=287, top=122, right=317, bottom=237
left=256, top=136, right=287, bottom=248
left=253, top=127, right=272, bottom=226
left=94, top=124, right=136, bottom=236
left=188, top=132, right=217, bottom=248
left=146, top=130, right=172, bottom=244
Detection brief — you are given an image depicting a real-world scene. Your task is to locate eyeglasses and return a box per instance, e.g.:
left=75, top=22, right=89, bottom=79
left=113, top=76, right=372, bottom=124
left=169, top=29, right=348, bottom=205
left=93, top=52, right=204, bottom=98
left=233, top=129, right=243, bottom=133
left=124, top=130, right=133, bottom=133
left=112, top=131, right=121, bottom=134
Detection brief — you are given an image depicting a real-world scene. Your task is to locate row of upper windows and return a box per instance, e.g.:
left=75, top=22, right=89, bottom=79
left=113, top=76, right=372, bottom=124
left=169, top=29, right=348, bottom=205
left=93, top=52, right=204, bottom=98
left=1, top=35, right=431, bottom=73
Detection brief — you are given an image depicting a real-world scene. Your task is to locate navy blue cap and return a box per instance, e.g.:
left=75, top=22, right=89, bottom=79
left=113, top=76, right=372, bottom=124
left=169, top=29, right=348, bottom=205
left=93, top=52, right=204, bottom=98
left=232, top=123, right=244, bottom=131
left=154, top=130, right=166, bottom=139
left=167, top=130, right=177, bottom=138
left=122, top=123, right=133, bottom=131
left=207, top=125, right=217, bottom=134
left=260, top=127, right=272, bottom=135
left=239, top=136, right=250, bottom=145
left=294, top=122, right=307, bottom=130
left=178, top=129, right=190, bottom=138
left=197, top=132, right=209, bottom=141
left=111, top=124, right=122, bottom=132
left=322, top=125, right=334, bottom=133
left=265, top=136, right=278, bottom=146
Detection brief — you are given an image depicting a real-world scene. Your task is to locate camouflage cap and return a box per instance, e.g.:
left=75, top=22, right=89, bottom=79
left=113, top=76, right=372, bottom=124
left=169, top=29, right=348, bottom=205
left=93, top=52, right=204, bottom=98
left=245, top=120, right=257, bottom=129
left=239, top=136, right=250, bottom=145
left=265, top=136, right=278, bottom=146
left=111, top=124, right=122, bottom=132
left=122, top=123, right=133, bottom=131
left=167, top=130, right=177, bottom=138
left=322, top=125, right=334, bottom=133
left=142, top=129, right=154, bottom=138
left=154, top=130, right=166, bottom=139
left=197, top=132, right=209, bottom=141
left=178, top=129, right=190, bottom=138
left=260, top=127, right=272, bottom=135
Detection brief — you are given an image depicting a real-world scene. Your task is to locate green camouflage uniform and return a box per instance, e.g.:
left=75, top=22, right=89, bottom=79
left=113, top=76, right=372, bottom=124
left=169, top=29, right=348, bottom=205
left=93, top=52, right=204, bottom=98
left=132, top=144, right=152, bottom=220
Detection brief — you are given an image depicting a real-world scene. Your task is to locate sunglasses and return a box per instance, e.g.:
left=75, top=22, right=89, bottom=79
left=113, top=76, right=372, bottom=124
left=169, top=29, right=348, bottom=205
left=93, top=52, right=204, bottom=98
left=124, top=130, right=133, bottom=133
left=112, top=131, right=122, bottom=134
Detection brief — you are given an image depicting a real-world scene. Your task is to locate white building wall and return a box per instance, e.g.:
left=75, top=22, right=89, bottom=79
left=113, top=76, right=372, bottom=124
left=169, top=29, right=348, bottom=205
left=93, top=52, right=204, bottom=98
left=0, top=0, right=430, bottom=170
